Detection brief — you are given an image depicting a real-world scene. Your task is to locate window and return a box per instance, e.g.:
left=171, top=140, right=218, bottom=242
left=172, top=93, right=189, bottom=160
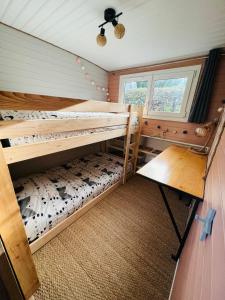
left=119, top=66, right=201, bottom=121
left=123, top=79, right=149, bottom=105
left=150, top=77, right=188, bottom=113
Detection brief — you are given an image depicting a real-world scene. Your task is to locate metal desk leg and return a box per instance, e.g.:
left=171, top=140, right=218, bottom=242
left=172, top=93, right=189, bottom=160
left=158, top=185, right=200, bottom=261
left=158, top=185, right=182, bottom=243
left=171, top=198, right=200, bottom=261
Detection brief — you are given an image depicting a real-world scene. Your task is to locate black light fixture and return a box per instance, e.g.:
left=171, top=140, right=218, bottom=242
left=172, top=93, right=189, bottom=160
left=96, top=8, right=125, bottom=47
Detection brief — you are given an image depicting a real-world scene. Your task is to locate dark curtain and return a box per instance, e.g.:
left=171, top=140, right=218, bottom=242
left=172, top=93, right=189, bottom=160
left=188, top=48, right=221, bottom=123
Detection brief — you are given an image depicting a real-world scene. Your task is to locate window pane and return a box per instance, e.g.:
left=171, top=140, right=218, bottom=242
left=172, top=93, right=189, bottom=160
left=124, top=80, right=148, bottom=105
left=150, top=77, right=188, bottom=113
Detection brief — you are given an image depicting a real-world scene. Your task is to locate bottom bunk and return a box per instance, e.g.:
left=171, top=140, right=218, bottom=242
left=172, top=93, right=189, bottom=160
left=13, top=152, right=130, bottom=253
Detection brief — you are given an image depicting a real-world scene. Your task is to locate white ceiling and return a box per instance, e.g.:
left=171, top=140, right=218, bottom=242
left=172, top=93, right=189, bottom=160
left=0, top=0, right=225, bottom=71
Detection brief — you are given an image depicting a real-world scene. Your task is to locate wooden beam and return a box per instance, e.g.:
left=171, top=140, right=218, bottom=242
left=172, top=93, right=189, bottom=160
left=133, top=106, right=144, bottom=173
left=123, top=105, right=134, bottom=184
left=0, top=145, right=39, bottom=299
left=0, top=91, right=129, bottom=112
left=4, top=128, right=132, bottom=164
left=0, top=117, right=128, bottom=139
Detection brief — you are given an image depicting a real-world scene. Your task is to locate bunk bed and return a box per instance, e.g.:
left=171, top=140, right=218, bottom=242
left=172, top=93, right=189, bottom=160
left=0, top=91, right=143, bottom=255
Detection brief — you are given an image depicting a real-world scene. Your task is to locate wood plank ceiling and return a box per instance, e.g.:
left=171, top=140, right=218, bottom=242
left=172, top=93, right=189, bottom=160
left=0, top=0, right=225, bottom=71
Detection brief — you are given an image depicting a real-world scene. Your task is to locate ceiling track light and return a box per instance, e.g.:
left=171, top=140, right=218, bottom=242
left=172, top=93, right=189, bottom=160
left=96, top=8, right=125, bottom=47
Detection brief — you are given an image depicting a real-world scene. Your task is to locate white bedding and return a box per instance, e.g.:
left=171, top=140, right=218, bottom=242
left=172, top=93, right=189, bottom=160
left=14, top=153, right=130, bottom=243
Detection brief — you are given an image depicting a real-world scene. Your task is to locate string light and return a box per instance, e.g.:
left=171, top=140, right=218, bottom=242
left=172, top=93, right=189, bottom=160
left=75, top=56, right=109, bottom=97
left=75, top=56, right=81, bottom=64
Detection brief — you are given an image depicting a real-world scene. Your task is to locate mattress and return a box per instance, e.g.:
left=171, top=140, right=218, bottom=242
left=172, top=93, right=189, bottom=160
left=14, top=152, right=128, bottom=243
left=0, top=110, right=138, bottom=147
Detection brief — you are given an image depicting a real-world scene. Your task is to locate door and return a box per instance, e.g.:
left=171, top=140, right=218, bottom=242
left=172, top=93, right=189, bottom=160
left=0, top=145, right=39, bottom=299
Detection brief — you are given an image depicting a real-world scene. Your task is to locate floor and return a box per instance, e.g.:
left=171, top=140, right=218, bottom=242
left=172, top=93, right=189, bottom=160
left=33, top=175, right=188, bottom=300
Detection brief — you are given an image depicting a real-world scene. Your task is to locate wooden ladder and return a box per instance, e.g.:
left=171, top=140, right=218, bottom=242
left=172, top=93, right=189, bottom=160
left=123, top=105, right=143, bottom=184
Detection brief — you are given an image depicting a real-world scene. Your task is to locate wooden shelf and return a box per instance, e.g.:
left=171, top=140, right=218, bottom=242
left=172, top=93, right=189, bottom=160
left=138, top=147, right=162, bottom=157
left=110, top=139, right=124, bottom=148
left=109, top=144, right=134, bottom=153
left=109, top=145, right=124, bottom=152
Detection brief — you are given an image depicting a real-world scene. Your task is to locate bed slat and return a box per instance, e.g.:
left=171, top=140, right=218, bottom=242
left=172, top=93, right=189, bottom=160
left=0, top=117, right=128, bottom=138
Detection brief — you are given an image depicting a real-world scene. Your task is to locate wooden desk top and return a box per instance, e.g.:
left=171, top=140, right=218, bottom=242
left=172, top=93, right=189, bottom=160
left=137, top=145, right=207, bottom=199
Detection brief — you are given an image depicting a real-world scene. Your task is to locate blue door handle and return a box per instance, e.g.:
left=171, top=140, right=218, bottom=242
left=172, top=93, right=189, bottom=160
left=195, top=208, right=216, bottom=241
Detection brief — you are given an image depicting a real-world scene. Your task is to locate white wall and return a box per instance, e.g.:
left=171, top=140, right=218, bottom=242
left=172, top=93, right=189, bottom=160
left=0, top=24, right=107, bottom=101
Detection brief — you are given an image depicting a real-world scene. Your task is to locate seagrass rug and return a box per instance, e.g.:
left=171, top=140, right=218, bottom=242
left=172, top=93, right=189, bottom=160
left=33, top=175, right=188, bottom=300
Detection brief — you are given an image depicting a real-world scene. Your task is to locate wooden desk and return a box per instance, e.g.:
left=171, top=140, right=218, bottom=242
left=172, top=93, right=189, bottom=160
left=138, top=145, right=206, bottom=198
left=137, top=145, right=207, bottom=260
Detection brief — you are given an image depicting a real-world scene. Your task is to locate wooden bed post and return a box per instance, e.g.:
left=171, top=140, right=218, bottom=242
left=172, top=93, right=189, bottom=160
left=123, top=105, right=143, bottom=183
left=133, top=106, right=144, bottom=173
left=0, top=145, right=39, bottom=299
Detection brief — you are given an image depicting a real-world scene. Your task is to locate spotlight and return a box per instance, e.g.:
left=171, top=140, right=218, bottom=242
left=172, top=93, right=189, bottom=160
left=96, top=27, right=107, bottom=47
left=112, top=19, right=125, bottom=39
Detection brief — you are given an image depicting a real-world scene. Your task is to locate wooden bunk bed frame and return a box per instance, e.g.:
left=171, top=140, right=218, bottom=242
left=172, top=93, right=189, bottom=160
left=0, top=91, right=143, bottom=299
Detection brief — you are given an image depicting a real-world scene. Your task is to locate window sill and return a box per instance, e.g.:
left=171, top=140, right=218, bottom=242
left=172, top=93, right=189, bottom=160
left=143, top=115, right=189, bottom=122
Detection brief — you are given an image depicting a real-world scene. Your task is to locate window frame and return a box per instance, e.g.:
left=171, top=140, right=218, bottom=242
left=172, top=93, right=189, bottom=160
left=119, top=65, right=202, bottom=122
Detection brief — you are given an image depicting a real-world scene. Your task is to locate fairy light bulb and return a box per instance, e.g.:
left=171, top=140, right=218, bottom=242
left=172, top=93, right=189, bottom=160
left=76, top=56, right=81, bottom=64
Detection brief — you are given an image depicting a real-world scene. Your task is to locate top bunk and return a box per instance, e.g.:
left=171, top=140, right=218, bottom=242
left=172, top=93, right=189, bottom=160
left=0, top=91, right=143, bottom=164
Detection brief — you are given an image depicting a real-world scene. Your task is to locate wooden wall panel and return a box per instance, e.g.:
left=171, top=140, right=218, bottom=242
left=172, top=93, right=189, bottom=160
left=170, top=128, right=225, bottom=300
left=108, top=57, right=205, bottom=103
left=0, top=24, right=107, bottom=101
left=142, top=119, right=209, bottom=145
left=109, top=56, right=225, bottom=146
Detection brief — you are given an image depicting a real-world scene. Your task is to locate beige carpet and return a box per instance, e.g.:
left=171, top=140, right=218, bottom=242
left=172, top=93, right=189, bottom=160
left=33, top=175, right=188, bottom=300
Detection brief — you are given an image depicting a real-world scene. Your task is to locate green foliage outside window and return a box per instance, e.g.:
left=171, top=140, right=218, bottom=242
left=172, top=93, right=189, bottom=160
left=124, top=80, right=148, bottom=105
left=124, top=87, right=147, bottom=105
